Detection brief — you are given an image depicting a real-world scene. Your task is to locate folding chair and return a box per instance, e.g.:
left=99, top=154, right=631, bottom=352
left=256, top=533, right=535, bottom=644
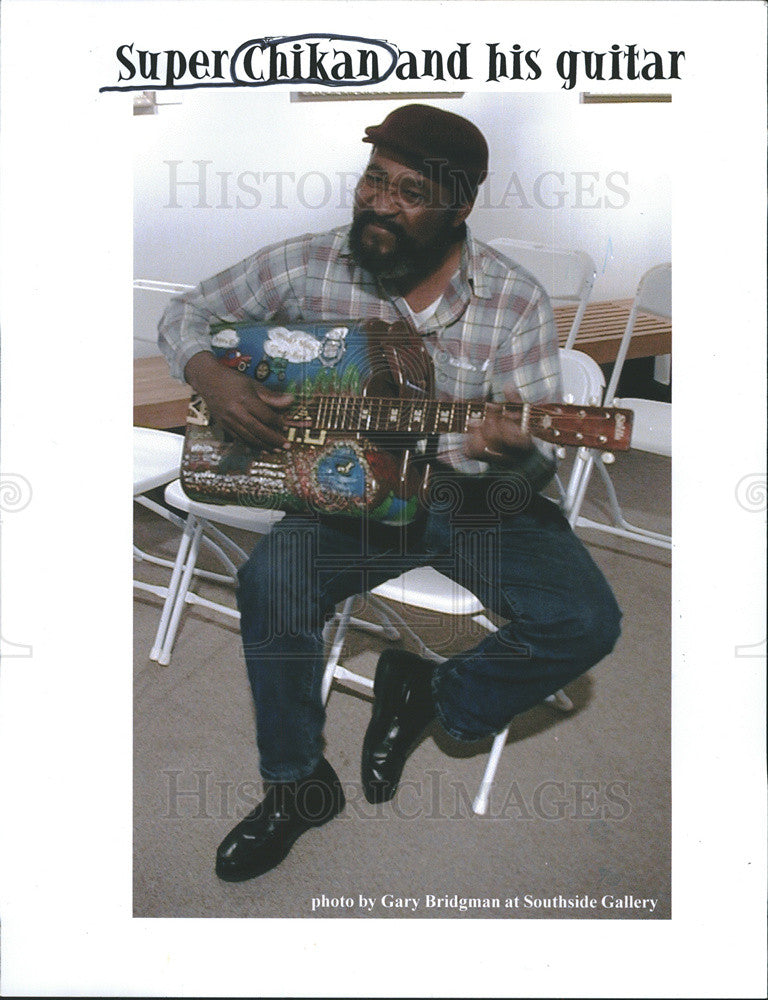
left=133, top=276, right=289, bottom=661
left=149, top=480, right=284, bottom=665
left=322, top=348, right=607, bottom=814
left=133, top=428, right=253, bottom=622
left=566, top=264, right=672, bottom=550
left=133, top=427, right=185, bottom=601
left=489, top=238, right=596, bottom=348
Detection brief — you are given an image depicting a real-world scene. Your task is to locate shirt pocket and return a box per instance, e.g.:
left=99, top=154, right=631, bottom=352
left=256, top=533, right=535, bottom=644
left=431, top=339, right=491, bottom=400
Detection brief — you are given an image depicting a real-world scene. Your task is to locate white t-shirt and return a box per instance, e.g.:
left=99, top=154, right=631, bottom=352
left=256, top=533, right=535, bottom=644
left=402, top=296, right=442, bottom=331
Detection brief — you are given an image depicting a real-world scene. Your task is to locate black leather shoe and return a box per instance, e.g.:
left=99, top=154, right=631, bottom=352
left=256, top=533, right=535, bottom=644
left=215, top=757, right=345, bottom=882
left=361, top=649, right=436, bottom=804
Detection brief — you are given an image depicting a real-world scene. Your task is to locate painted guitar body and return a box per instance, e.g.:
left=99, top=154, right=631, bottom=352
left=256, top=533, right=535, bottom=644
left=181, top=319, right=435, bottom=525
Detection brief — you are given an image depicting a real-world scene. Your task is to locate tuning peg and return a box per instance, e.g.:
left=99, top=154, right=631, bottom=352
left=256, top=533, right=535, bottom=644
left=601, top=452, right=616, bottom=464
left=555, top=447, right=567, bottom=459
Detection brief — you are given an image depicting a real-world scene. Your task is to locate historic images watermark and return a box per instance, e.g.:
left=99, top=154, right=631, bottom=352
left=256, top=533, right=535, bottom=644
left=735, top=473, right=766, bottom=514
left=159, top=766, right=632, bottom=823
left=734, top=472, right=766, bottom=659
left=162, top=160, right=631, bottom=213
left=0, top=473, right=33, bottom=658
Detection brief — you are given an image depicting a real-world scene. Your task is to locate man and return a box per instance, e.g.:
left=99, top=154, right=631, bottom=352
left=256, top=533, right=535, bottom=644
left=158, top=104, right=622, bottom=882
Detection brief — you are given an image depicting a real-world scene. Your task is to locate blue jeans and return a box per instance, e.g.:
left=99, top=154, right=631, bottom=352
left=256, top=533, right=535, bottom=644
left=237, top=496, right=622, bottom=782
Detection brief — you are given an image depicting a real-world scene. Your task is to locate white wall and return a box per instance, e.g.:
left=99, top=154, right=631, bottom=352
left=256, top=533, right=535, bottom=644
left=134, top=90, right=671, bottom=355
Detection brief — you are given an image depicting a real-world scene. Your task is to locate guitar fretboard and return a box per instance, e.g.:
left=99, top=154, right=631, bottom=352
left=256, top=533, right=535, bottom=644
left=287, top=396, right=632, bottom=451
left=306, top=396, right=507, bottom=435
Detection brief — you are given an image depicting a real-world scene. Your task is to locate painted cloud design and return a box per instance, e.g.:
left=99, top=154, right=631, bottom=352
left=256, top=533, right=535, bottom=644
left=264, top=327, right=322, bottom=363
left=211, top=328, right=240, bottom=349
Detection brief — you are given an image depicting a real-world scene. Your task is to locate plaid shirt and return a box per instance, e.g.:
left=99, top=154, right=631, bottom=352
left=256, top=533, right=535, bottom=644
left=158, top=225, right=561, bottom=487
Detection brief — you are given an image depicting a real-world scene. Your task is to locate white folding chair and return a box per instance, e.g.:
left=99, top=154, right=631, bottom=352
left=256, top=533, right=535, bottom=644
left=133, top=427, right=186, bottom=601
left=134, top=428, right=255, bottom=622
left=566, top=264, right=672, bottom=551
left=322, top=348, right=607, bottom=815
left=489, top=238, right=596, bottom=349
left=133, top=278, right=268, bottom=660
left=149, top=480, right=285, bottom=665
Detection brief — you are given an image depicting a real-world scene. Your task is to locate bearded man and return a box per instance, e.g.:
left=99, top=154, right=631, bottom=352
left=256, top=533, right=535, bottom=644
left=158, top=104, right=621, bottom=882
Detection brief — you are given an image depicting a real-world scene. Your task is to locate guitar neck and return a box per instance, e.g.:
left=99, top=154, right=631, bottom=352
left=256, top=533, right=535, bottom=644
left=289, top=396, right=633, bottom=451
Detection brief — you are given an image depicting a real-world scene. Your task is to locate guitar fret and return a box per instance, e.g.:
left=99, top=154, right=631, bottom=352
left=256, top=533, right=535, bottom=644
left=359, top=400, right=371, bottom=431
left=430, top=402, right=440, bottom=434
left=466, top=404, right=484, bottom=429
left=411, top=401, right=424, bottom=433
left=520, top=402, right=530, bottom=434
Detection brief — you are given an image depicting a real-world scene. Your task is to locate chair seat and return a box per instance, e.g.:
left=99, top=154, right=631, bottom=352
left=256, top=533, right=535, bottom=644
left=134, top=427, right=185, bottom=495
left=164, top=479, right=285, bottom=531
left=371, top=567, right=484, bottom=615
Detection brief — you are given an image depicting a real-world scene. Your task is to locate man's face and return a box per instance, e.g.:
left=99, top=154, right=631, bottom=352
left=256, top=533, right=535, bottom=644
left=349, top=149, right=470, bottom=282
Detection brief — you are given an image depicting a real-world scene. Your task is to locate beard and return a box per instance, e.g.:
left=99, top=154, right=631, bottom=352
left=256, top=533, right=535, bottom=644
left=348, top=209, right=462, bottom=284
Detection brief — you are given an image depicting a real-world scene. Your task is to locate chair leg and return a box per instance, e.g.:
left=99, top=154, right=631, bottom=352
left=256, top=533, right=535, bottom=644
left=471, top=688, right=571, bottom=815
left=148, top=513, right=198, bottom=662
left=322, top=596, right=356, bottom=704
left=364, top=595, right=447, bottom=663
left=473, top=727, right=510, bottom=815
left=545, top=689, right=574, bottom=712
left=153, top=516, right=206, bottom=666
left=593, top=460, right=672, bottom=546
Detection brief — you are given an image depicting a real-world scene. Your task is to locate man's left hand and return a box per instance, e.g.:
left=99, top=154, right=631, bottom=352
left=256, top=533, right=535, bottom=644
left=463, top=404, right=534, bottom=466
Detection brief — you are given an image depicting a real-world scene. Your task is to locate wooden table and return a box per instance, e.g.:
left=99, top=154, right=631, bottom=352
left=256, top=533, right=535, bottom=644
left=554, top=299, right=671, bottom=365
left=134, top=356, right=190, bottom=429
left=134, top=300, right=671, bottom=427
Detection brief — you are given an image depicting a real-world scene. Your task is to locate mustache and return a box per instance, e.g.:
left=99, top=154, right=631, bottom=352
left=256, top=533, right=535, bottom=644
left=354, top=211, right=406, bottom=240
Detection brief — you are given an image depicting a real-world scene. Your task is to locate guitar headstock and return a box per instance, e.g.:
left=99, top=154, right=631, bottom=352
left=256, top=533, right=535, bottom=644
left=531, top=404, right=634, bottom=451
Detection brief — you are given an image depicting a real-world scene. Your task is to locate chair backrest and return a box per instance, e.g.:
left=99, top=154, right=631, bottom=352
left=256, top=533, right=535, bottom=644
left=604, top=262, right=671, bottom=402
left=552, top=349, right=606, bottom=516
left=559, top=347, right=606, bottom=406
left=635, top=263, right=671, bottom=320
left=490, top=238, right=596, bottom=348
left=134, top=426, right=185, bottom=495
left=613, top=397, right=671, bottom=457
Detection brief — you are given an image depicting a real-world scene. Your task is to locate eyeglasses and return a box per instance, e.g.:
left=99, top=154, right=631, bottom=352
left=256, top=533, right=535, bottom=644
left=357, top=169, right=433, bottom=210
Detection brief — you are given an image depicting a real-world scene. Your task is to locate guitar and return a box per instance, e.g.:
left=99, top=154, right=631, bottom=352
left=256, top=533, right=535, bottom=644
left=181, top=319, right=632, bottom=525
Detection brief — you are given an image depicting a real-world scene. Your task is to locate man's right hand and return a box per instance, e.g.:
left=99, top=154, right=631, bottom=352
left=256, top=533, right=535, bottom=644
left=184, top=351, right=294, bottom=451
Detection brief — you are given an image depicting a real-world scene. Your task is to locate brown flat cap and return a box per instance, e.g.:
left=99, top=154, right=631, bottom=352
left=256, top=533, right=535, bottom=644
left=363, top=103, right=488, bottom=203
